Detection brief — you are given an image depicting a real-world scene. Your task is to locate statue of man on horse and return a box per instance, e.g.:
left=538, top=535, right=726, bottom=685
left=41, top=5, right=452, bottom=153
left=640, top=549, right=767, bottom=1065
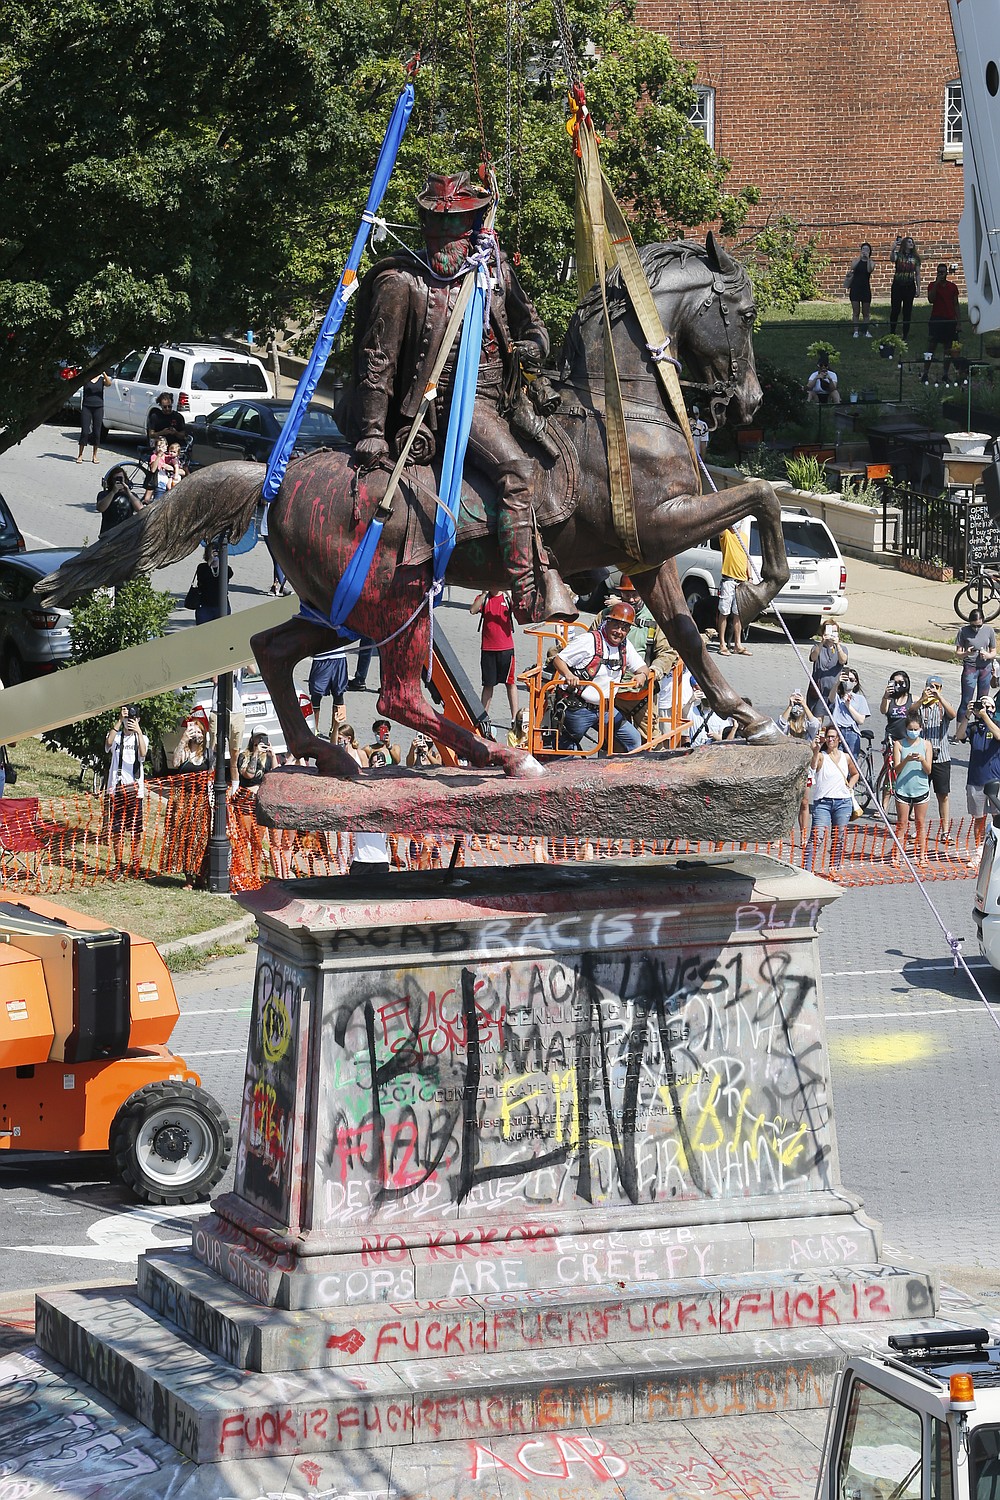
left=337, top=170, right=578, bottom=625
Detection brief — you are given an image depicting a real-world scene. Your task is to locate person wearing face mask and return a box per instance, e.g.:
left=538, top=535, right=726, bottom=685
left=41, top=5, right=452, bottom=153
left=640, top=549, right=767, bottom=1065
left=831, top=668, right=870, bottom=758
left=892, top=711, right=933, bottom=866
left=965, top=694, right=1000, bottom=867
left=364, top=719, right=401, bottom=769
left=955, top=608, right=996, bottom=735
left=808, top=621, right=848, bottom=713
left=918, top=674, right=956, bottom=837
left=880, top=670, right=913, bottom=743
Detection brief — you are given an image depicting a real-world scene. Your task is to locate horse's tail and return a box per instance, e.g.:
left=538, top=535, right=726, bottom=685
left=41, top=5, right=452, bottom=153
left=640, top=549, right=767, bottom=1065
left=35, top=463, right=264, bottom=607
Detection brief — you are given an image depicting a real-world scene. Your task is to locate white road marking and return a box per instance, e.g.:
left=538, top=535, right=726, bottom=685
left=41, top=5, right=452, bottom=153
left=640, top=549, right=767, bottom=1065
left=827, top=1006, right=987, bottom=1022
left=21, top=528, right=59, bottom=547
left=823, top=962, right=989, bottom=977
left=179, top=1006, right=249, bottom=1016
left=182, top=1047, right=245, bottom=1057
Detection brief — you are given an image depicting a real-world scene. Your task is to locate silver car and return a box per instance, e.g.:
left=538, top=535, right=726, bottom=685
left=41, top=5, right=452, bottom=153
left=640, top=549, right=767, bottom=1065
left=0, top=550, right=75, bottom=686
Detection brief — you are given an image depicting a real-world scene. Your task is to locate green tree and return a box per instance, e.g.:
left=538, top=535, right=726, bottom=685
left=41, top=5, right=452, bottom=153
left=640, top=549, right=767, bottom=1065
left=1, top=0, right=812, bottom=451
left=43, top=577, right=191, bottom=772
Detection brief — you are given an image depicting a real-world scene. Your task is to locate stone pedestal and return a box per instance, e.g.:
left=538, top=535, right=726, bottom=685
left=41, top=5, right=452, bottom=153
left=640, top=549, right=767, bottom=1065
left=35, top=856, right=939, bottom=1467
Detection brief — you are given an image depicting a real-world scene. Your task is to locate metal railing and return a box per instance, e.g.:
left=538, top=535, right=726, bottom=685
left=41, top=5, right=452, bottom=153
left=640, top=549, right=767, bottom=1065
left=897, top=486, right=967, bottom=576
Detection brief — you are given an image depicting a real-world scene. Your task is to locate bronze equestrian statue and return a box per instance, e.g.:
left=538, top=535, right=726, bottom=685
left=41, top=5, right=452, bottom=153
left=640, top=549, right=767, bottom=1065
left=340, top=171, right=577, bottom=625
left=37, top=175, right=789, bottom=782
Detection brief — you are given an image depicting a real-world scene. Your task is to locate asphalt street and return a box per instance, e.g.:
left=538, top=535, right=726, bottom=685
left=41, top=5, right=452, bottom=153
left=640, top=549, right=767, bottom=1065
left=1, top=420, right=999, bottom=1305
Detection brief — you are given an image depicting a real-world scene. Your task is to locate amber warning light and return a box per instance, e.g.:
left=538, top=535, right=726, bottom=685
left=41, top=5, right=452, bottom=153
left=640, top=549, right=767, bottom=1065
left=950, top=1373, right=976, bottom=1410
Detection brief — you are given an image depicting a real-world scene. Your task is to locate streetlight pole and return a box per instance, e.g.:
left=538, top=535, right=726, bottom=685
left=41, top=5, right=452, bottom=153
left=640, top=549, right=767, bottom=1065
left=207, top=529, right=231, bottom=893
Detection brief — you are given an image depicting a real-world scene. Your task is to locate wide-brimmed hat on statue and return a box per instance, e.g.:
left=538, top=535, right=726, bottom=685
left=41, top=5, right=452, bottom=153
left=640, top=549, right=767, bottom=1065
left=415, top=171, right=493, bottom=215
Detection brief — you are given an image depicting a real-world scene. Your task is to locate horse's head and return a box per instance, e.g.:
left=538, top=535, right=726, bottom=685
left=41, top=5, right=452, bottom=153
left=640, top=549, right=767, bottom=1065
left=646, top=234, right=762, bottom=430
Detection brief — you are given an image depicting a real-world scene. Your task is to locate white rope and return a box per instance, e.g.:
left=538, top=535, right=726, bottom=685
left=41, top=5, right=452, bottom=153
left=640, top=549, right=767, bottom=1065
left=699, top=457, right=1000, bottom=1025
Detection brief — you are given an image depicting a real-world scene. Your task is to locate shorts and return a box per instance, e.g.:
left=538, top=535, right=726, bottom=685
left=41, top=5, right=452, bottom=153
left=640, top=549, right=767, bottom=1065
left=896, top=791, right=929, bottom=806
left=209, top=709, right=245, bottom=754
left=481, top=650, right=515, bottom=690
left=929, top=759, right=951, bottom=797
left=968, top=783, right=988, bottom=817
left=928, top=317, right=957, bottom=349
left=718, top=577, right=741, bottom=614
left=308, top=654, right=348, bottom=704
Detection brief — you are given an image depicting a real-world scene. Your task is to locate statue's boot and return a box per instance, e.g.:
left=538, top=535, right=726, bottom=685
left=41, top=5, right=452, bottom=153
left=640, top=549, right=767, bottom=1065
left=498, top=512, right=578, bottom=625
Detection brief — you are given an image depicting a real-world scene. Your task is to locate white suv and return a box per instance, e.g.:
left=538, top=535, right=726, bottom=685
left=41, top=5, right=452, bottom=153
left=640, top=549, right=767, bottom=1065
left=102, top=344, right=272, bottom=435
left=674, top=508, right=848, bottom=639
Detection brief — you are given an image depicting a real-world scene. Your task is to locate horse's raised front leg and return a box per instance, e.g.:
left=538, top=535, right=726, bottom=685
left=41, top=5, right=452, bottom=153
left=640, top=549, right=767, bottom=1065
left=250, top=616, right=362, bottom=779
left=376, top=608, right=545, bottom=779
left=635, top=560, right=781, bottom=744
left=646, top=476, right=790, bottom=628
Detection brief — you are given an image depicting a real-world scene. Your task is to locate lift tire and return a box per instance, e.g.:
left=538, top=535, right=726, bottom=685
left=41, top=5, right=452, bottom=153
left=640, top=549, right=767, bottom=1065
left=109, top=1079, right=232, bottom=1205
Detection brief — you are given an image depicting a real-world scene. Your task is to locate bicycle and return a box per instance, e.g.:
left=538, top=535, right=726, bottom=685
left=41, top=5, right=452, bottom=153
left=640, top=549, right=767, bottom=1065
left=854, top=728, right=896, bottom=819
left=955, top=564, right=1000, bottom=624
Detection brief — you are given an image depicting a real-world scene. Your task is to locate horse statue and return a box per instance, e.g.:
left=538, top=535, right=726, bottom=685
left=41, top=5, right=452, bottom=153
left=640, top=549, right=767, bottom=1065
left=37, top=234, right=788, bottom=781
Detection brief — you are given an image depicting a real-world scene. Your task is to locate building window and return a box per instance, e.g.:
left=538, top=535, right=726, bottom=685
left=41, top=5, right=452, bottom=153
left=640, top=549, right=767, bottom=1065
left=945, top=80, right=963, bottom=159
left=689, top=87, right=715, bottom=148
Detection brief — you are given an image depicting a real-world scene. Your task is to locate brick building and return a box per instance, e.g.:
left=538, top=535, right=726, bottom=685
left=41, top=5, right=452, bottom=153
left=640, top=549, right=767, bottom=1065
left=637, top=0, right=965, bottom=291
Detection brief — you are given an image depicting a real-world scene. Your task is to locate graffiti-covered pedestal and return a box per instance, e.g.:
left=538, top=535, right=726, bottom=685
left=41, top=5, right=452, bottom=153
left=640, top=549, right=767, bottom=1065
left=36, top=856, right=937, bottom=1466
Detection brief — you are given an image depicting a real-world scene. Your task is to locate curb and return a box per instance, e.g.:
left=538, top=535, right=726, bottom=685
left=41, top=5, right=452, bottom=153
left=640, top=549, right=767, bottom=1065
left=844, top=624, right=955, bottom=663
left=158, top=913, right=256, bottom=958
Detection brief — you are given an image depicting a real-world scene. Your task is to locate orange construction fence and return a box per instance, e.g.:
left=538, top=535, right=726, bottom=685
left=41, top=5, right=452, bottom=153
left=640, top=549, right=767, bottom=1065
left=0, top=775, right=984, bottom=895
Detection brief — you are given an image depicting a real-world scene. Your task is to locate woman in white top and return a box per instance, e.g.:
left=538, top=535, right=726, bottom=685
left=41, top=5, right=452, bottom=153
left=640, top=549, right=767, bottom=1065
left=805, top=724, right=859, bottom=870
left=103, top=704, right=148, bottom=876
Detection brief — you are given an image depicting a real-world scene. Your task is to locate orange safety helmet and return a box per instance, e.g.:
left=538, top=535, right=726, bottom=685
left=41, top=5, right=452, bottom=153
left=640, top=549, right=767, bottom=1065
left=619, top=576, right=635, bottom=590
left=604, top=602, right=636, bottom=625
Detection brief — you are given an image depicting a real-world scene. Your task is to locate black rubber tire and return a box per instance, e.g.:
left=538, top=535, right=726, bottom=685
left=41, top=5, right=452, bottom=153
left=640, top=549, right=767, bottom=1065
left=789, top=615, right=822, bottom=642
left=1, top=647, right=25, bottom=688
left=853, top=759, right=875, bottom=813
left=875, top=762, right=896, bottom=823
left=955, top=578, right=1000, bottom=624
left=109, top=1079, right=232, bottom=1205
left=684, top=580, right=714, bottom=633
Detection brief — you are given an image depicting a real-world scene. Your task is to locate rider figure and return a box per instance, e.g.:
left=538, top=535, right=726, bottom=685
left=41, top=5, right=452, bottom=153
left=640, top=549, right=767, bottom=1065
left=339, top=170, right=578, bottom=625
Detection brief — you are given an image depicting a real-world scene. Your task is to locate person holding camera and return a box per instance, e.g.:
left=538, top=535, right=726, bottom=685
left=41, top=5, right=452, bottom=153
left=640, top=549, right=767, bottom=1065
left=805, top=724, right=860, bottom=870
left=805, top=353, right=840, bottom=406
left=406, top=732, right=442, bottom=769
left=891, top=711, right=933, bottom=866
left=831, top=669, right=870, bottom=758
left=364, top=719, right=402, bottom=769
left=847, top=242, right=874, bottom=338
left=890, top=234, right=921, bottom=339
left=808, top=621, right=848, bottom=712
left=103, top=705, right=148, bottom=876
left=237, top=730, right=275, bottom=788
left=779, top=691, right=821, bottom=843
left=880, top=670, right=913, bottom=744
left=966, top=693, right=1000, bottom=840
left=918, top=674, right=956, bottom=836
left=955, top=608, right=996, bottom=735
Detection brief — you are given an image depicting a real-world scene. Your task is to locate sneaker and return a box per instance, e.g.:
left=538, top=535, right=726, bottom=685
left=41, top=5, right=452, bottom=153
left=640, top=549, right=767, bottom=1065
left=853, top=330, right=859, bottom=339
left=864, top=330, right=872, bottom=338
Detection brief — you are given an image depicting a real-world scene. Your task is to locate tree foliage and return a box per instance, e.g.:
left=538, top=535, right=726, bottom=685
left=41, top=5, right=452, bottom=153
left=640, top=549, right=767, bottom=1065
left=1, top=0, right=810, bottom=451
left=43, top=577, right=191, bottom=770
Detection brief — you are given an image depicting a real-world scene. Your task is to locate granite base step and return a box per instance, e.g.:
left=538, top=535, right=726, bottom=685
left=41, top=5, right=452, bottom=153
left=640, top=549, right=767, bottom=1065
left=137, top=1249, right=938, bottom=1373
left=35, top=1283, right=951, bottom=1466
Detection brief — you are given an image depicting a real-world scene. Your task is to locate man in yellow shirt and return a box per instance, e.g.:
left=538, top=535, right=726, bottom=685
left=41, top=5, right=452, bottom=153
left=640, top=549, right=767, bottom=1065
left=717, top=525, right=752, bottom=656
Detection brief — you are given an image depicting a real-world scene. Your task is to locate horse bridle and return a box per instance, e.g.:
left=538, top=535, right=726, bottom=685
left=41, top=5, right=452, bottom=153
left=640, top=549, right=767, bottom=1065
left=673, top=270, right=747, bottom=424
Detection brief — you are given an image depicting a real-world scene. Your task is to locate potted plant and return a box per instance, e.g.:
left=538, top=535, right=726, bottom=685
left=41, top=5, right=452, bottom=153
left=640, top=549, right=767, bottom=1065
left=876, top=333, right=908, bottom=362
left=805, top=339, right=839, bottom=367
left=783, top=452, right=830, bottom=493
left=920, top=554, right=954, bottom=583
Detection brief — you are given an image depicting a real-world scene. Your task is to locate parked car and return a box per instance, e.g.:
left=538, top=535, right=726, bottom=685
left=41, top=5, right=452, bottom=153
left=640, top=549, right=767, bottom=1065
left=187, top=399, right=346, bottom=468
left=98, top=344, right=273, bottom=435
left=0, top=550, right=75, bottom=685
left=0, top=493, right=26, bottom=555
left=673, top=508, right=848, bottom=639
left=154, top=670, right=312, bottom=774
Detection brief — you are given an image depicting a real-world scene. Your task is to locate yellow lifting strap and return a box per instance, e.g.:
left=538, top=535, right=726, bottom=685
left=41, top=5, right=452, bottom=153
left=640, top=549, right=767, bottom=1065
left=570, top=99, right=701, bottom=560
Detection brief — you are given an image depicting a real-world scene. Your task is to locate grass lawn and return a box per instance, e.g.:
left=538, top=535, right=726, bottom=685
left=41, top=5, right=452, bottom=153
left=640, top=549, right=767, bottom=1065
left=3, top=736, right=241, bottom=944
left=748, top=297, right=999, bottom=439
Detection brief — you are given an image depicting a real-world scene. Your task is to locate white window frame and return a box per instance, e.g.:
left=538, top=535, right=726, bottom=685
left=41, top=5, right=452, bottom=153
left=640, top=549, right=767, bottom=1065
left=944, top=79, right=963, bottom=161
left=689, top=86, right=715, bottom=149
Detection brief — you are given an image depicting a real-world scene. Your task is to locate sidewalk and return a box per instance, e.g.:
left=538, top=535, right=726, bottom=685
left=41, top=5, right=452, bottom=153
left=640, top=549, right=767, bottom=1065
left=837, top=554, right=960, bottom=660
